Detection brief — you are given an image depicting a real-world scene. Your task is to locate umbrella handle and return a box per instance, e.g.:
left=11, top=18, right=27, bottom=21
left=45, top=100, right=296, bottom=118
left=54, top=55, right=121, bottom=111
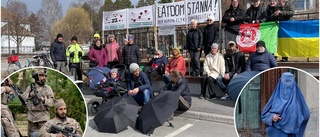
left=167, top=120, right=174, bottom=128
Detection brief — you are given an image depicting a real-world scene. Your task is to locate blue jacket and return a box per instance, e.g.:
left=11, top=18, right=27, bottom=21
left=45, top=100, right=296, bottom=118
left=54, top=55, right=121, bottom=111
left=245, top=49, right=277, bottom=71
left=159, top=78, right=192, bottom=106
left=126, top=71, right=153, bottom=95
left=148, top=56, right=168, bottom=66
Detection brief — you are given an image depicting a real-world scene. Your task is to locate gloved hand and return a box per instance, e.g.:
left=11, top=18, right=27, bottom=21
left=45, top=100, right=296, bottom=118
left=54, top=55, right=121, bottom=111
left=70, top=52, right=75, bottom=58
left=78, top=51, right=83, bottom=57
left=53, top=62, right=57, bottom=68
left=93, top=60, right=99, bottom=66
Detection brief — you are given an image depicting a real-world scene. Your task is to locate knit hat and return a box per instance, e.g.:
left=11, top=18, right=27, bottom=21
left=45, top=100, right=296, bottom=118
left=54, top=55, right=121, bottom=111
left=211, top=43, right=219, bottom=49
left=129, top=63, right=140, bottom=73
left=123, top=38, right=128, bottom=42
left=56, top=33, right=63, bottom=39
left=71, top=36, right=78, bottom=42
left=110, top=68, right=118, bottom=74
left=54, top=98, right=66, bottom=110
left=94, top=33, right=100, bottom=39
left=256, top=41, right=266, bottom=48
left=208, top=15, right=214, bottom=21
left=128, top=35, right=134, bottom=40
left=228, top=41, right=236, bottom=46
left=172, top=47, right=181, bottom=54
left=108, top=34, right=115, bottom=38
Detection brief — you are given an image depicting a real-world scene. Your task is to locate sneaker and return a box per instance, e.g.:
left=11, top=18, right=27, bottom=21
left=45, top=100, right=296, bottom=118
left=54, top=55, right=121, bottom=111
left=208, top=95, right=217, bottom=100
left=221, top=93, right=231, bottom=100
left=198, top=95, right=205, bottom=99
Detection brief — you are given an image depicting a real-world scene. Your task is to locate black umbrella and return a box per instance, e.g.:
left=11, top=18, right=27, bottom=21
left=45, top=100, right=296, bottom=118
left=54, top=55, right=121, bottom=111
left=135, top=90, right=180, bottom=134
left=93, top=96, right=140, bottom=133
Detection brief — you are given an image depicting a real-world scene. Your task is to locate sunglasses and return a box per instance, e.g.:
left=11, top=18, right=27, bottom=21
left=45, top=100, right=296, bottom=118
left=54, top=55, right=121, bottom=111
left=155, top=54, right=159, bottom=55
left=207, top=20, right=212, bottom=21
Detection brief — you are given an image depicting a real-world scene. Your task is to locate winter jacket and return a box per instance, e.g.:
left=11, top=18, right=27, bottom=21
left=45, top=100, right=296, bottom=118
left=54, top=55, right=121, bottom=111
left=105, top=40, right=121, bottom=63
left=122, top=44, right=141, bottom=66
left=148, top=55, right=168, bottom=74
left=277, top=1, right=295, bottom=21
left=126, top=71, right=153, bottom=96
left=245, top=5, right=267, bottom=23
left=224, top=49, right=246, bottom=74
left=266, top=5, right=279, bottom=21
left=222, top=5, right=245, bottom=26
left=186, top=28, right=203, bottom=51
left=66, top=43, right=84, bottom=63
left=159, top=78, right=192, bottom=107
left=203, top=53, right=225, bottom=79
left=50, top=39, right=67, bottom=62
left=203, top=24, right=219, bottom=54
left=165, top=55, right=186, bottom=76
left=245, top=49, right=278, bottom=71
left=88, top=45, right=108, bottom=67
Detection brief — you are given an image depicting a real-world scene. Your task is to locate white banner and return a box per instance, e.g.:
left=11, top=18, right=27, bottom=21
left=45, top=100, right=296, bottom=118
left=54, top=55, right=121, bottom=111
left=158, top=26, right=176, bottom=35
left=156, top=0, right=219, bottom=26
left=102, top=9, right=127, bottom=30
left=128, top=5, right=154, bottom=28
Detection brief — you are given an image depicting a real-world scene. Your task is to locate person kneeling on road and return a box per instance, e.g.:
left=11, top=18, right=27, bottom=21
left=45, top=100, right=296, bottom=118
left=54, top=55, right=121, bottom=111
left=126, top=63, right=153, bottom=106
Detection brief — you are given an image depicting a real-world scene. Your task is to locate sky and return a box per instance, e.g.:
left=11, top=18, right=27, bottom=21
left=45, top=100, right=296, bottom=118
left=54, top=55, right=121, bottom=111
left=1, top=0, right=139, bottom=16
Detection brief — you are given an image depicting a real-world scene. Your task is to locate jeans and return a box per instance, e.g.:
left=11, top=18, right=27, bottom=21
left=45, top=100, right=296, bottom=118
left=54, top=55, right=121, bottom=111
left=132, top=89, right=151, bottom=106
left=190, top=51, right=201, bottom=74
left=216, top=72, right=235, bottom=92
left=162, top=74, right=171, bottom=85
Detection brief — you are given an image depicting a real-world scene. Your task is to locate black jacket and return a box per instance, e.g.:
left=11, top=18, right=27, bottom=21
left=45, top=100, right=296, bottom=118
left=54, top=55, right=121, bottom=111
left=266, top=5, right=279, bottom=21
left=277, top=1, right=295, bottom=21
left=222, top=6, right=245, bottom=26
left=203, top=24, right=219, bottom=54
left=186, top=28, right=203, bottom=51
left=224, top=49, right=246, bottom=74
left=245, top=5, right=267, bottom=23
left=159, top=78, right=192, bottom=107
left=122, top=44, right=141, bottom=66
left=50, top=39, right=67, bottom=62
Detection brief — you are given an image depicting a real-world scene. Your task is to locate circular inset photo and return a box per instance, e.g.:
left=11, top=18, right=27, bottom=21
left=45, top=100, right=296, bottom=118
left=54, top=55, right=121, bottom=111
left=234, top=67, right=319, bottom=137
left=1, top=67, right=87, bottom=137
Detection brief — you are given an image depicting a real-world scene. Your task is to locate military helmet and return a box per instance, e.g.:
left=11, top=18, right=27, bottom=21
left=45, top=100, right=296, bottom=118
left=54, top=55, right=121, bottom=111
left=32, top=68, right=47, bottom=80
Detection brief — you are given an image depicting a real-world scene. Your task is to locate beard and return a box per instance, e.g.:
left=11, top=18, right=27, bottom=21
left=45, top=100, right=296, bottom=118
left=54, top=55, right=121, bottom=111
left=36, top=79, right=46, bottom=86
left=56, top=113, right=67, bottom=121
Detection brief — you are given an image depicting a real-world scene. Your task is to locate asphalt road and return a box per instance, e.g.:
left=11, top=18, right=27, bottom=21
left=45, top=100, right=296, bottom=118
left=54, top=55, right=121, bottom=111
left=84, top=116, right=237, bottom=137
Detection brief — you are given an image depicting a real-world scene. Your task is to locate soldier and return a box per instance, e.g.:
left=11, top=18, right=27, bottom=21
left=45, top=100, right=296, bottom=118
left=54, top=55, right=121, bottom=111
left=38, top=98, right=83, bottom=137
left=1, top=78, right=21, bottom=136
left=22, top=68, right=55, bottom=137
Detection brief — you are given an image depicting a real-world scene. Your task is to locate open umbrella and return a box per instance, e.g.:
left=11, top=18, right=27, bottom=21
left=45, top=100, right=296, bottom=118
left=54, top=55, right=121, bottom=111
left=93, top=96, right=140, bottom=133
left=135, top=91, right=180, bottom=134
left=228, top=71, right=260, bottom=101
left=84, top=67, right=110, bottom=89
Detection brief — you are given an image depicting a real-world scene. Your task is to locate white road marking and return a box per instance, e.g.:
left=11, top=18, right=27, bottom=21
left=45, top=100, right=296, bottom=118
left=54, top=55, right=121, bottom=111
left=165, top=124, right=194, bottom=137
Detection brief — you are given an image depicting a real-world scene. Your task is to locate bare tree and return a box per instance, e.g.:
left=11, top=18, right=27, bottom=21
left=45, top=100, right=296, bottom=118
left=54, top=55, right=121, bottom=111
left=71, top=0, right=102, bottom=12
left=7, top=0, right=30, bottom=54
left=37, top=0, right=63, bottom=43
left=51, top=7, right=94, bottom=45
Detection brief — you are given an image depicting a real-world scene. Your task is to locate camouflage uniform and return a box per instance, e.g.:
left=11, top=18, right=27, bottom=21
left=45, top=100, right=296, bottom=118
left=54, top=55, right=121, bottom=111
left=1, top=87, right=20, bottom=137
left=21, top=69, right=55, bottom=137
left=38, top=117, right=83, bottom=137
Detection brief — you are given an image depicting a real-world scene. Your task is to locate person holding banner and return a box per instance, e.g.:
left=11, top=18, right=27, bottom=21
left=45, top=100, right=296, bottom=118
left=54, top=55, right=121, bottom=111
left=222, top=0, right=245, bottom=49
left=245, top=0, right=267, bottom=24
left=203, top=16, right=219, bottom=55
left=186, top=19, right=203, bottom=77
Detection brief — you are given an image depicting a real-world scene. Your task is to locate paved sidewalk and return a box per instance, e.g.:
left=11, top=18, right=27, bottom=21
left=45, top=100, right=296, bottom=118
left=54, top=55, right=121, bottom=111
left=83, top=90, right=235, bottom=125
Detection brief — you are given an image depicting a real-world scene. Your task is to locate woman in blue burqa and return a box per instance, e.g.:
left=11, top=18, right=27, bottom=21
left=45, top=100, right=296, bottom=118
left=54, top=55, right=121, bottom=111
left=261, top=72, right=310, bottom=137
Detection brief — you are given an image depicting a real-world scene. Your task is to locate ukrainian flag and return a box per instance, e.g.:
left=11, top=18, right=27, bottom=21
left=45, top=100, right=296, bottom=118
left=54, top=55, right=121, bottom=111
left=277, top=20, right=319, bottom=57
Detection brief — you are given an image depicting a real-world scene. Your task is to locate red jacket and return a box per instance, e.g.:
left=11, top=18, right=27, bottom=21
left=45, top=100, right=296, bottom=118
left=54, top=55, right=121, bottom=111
left=165, top=55, right=186, bottom=76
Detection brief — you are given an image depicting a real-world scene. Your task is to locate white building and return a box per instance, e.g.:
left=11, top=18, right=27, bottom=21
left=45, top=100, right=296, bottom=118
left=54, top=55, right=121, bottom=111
left=1, top=7, right=35, bottom=54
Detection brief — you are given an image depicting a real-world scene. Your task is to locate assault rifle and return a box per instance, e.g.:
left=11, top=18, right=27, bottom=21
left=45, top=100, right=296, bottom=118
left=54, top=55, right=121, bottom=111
left=30, top=83, right=44, bottom=109
left=2, top=79, right=34, bottom=116
left=50, top=125, right=80, bottom=137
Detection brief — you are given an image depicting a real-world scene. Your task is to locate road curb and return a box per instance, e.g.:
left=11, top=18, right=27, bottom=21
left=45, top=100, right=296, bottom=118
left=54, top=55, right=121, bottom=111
left=175, top=110, right=234, bottom=125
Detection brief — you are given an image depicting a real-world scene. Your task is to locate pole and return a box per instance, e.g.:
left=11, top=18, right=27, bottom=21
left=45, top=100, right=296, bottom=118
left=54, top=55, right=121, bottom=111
left=7, top=0, right=11, bottom=55
left=219, top=0, right=223, bottom=52
left=154, top=4, right=158, bottom=51
left=184, top=0, right=191, bottom=76
left=172, top=0, right=177, bottom=48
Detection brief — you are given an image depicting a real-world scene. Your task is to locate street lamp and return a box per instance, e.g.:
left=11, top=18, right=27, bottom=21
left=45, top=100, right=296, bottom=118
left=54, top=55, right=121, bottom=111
left=7, top=0, right=11, bottom=55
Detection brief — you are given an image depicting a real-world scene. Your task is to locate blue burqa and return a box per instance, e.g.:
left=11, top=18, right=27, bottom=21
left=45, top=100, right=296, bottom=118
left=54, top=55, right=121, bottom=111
left=261, top=72, right=310, bottom=137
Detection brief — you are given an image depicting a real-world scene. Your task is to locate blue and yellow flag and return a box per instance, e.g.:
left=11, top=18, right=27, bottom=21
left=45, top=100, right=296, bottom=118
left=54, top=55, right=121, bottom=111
left=277, top=20, right=319, bottom=57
